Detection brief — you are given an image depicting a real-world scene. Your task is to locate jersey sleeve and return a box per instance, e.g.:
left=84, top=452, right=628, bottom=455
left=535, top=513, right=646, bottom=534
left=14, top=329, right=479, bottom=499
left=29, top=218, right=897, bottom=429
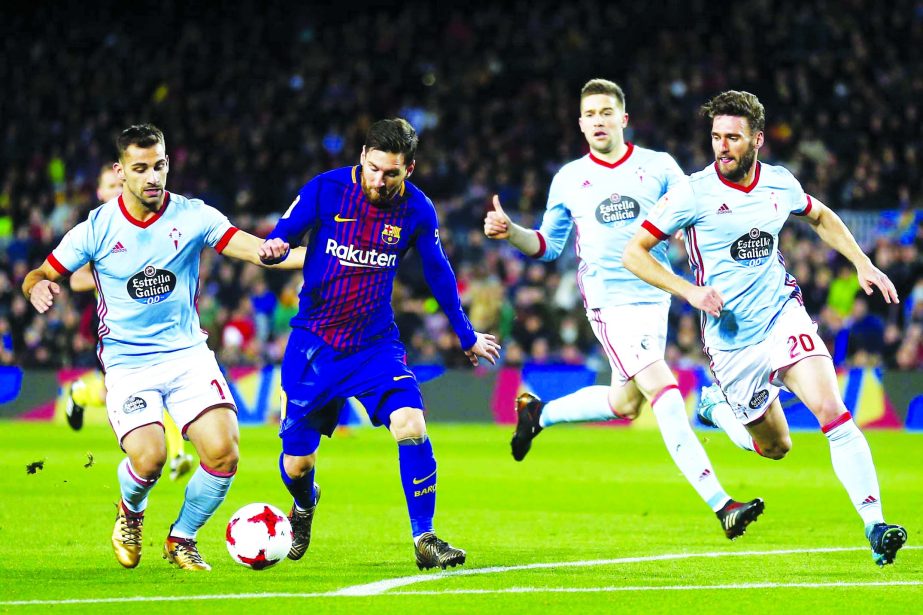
left=267, top=178, right=320, bottom=245
left=195, top=201, right=238, bottom=253
left=535, top=172, right=574, bottom=260
left=415, top=201, right=478, bottom=350
left=786, top=172, right=811, bottom=216
left=49, top=220, right=95, bottom=275
left=658, top=152, right=686, bottom=195
left=641, top=179, right=698, bottom=241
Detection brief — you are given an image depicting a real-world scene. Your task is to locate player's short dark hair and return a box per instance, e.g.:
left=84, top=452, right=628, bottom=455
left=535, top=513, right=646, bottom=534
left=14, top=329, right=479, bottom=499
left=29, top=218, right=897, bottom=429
left=365, top=118, right=418, bottom=162
left=116, top=124, right=165, bottom=158
left=580, top=79, right=626, bottom=111
left=701, top=91, right=766, bottom=134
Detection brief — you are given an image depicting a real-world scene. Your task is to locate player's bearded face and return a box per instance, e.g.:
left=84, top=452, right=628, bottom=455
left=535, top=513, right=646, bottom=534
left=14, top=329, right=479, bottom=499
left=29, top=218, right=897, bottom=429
left=360, top=148, right=413, bottom=205
left=118, top=144, right=168, bottom=211
left=712, top=115, right=762, bottom=183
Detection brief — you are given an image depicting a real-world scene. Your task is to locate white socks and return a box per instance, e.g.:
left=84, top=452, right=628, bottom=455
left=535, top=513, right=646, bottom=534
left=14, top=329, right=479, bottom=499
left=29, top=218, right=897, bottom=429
left=823, top=414, right=884, bottom=526
left=539, top=386, right=616, bottom=428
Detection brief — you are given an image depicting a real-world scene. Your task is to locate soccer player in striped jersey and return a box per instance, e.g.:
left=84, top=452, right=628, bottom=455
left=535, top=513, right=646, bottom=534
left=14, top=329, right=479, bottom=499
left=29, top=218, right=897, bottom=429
left=624, top=90, right=907, bottom=566
left=261, top=118, right=500, bottom=570
left=66, top=164, right=194, bottom=482
left=23, top=124, right=304, bottom=571
left=484, top=79, right=762, bottom=540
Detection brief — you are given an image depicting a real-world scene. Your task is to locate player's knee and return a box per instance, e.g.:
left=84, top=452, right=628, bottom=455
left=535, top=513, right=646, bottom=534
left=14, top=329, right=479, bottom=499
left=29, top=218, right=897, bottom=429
left=609, top=397, right=640, bottom=420
left=206, top=441, right=240, bottom=473
left=283, top=453, right=316, bottom=479
left=130, top=448, right=167, bottom=479
left=389, top=407, right=426, bottom=441
left=810, top=396, right=847, bottom=426
left=759, top=437, right=792, bottom=460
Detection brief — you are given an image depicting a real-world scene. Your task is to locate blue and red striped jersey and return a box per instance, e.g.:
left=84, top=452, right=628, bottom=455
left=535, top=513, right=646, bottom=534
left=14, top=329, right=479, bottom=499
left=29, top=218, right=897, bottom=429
left=268, top=165, right=476, bottom=353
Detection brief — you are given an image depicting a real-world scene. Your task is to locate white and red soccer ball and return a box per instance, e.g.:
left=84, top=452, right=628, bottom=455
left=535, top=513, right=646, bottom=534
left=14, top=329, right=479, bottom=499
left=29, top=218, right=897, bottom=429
left=226, top=503, right=292, bottom=570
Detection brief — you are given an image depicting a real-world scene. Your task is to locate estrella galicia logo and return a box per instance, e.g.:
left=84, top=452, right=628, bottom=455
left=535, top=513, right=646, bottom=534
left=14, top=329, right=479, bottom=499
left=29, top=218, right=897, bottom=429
left=127, top=266, right=176, bottom=305
left=749, top=389, right=769, bottom=409
left=595, top=193, right=640, bottom=226
left=123, top=396, right=147, bottom=414
left=731, top=228, right=774, bottom=267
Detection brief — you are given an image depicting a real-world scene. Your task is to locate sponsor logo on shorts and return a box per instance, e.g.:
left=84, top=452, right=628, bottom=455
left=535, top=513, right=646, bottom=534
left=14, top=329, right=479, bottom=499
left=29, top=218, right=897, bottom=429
left=393, top=374, right=413, bottom=382
left=123, top=396, right=147, bottom=414
left=749, top=389, right=769, bottom=409
left=127, top=266, right=177, bottom=305
left=730, top=228, right=774, bottom=267
left=595, top=193, right=640, bottom=226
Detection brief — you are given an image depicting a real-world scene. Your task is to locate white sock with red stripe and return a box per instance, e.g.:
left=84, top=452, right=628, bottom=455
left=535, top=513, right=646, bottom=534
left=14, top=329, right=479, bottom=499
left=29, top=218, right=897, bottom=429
left=710, top=401, right=756, bottom=452
left=823, top=413, right=884, bottom=526
left=652, top=386, right=731, bottom=512
left=538, top=386, right=619, bottom=428
left=117, top=457, right=158, bottom=513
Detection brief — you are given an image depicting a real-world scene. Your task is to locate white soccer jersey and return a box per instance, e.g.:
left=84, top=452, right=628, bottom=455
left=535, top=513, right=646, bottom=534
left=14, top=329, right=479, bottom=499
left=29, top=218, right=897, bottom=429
left=49, top=192, right=237, bottom=370
left=536, top=143, right=684, bottom=309
left=642, top=161, right=812, bottom=350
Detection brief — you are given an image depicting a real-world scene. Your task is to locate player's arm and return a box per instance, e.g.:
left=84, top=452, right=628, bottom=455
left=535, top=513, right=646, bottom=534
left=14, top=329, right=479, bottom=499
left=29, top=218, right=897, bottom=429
left=22, top=260, right=67, bottom=313
left=484, top=195, right=543, bottom=256
left=419, top=214, right=501, bottom=366
left=623, top=227, right=723, bottom=317
left=219, top=229, right=305, bottom=269
left=799, top=195, right=898, bottom=303
left=70, top=264, right=96, bottom=293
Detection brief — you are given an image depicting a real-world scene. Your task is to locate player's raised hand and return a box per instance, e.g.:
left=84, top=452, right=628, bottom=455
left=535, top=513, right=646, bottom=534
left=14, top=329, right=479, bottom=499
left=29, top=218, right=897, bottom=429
left=687, top=285, right=724, bottom=317
left=258, top=238, right=291, bottom=265
left=484, top=195, right=511, bottom=240
left=464, top=331, right=501, bottom=367
left=856, top=261, right=899, bottom=304
left=29, top=279, right=61, bottom=314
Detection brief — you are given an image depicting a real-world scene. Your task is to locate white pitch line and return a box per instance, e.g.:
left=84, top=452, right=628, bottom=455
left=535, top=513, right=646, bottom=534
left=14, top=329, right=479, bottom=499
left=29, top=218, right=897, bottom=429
left=1, top=546, right=919, bottom=606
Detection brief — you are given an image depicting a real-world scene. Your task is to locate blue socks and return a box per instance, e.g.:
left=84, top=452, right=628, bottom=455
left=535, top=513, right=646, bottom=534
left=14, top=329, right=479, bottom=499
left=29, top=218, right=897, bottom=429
left=279, top=453, right=317, bottom=510
left=398, top=436, right=437, bottom=537
left=171, top=464, right=235, bottom=539
left=117, top=458, right=158, bottom=513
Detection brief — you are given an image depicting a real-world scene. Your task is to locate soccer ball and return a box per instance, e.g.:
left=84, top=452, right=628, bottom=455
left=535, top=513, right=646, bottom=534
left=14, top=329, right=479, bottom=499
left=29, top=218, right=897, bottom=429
left=226, top=503, right=293, bottom=570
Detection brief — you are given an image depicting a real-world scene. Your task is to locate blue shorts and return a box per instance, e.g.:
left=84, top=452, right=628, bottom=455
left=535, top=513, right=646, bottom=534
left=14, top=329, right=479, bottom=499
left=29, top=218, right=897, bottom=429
left=279, top=327, right=424, bottom=456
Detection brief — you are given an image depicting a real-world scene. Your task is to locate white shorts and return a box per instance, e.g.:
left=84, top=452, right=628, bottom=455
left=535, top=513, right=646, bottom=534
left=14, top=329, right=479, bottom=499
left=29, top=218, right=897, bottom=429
left=707, top=304, right=830, bottom=424
left=587, top=302, right=669, bottom=387
left=104, top=347, right=236, bottom=446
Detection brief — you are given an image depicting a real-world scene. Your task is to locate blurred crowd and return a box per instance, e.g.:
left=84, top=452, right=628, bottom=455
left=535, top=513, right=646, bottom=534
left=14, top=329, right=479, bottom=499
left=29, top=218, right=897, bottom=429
left=1, top=0, right=921, bottom=371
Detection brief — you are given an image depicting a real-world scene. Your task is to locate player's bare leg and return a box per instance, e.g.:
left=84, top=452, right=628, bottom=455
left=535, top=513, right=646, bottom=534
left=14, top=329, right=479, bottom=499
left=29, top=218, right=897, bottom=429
left=114, top=424, right=166, bottom=568
left=163, top=407, right=238, bottom=571
left=781, top=356, right=906, bottom=565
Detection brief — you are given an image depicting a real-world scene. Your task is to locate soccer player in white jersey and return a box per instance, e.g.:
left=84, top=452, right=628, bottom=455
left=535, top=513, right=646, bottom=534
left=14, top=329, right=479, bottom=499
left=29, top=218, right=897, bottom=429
left=624, top=91, right=907, bottom=566
left=484, top=79, right=763, bottom=540
left=22, top=124, right=302, bottom=571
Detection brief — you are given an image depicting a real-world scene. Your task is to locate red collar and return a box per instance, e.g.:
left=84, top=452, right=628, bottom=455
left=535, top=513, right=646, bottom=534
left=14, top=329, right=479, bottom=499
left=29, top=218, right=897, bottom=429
left=714, top=161, right=761, bottom=193
left=119, top=192, right=170, bottom=228
left=589, top=142, right=634, bottom=169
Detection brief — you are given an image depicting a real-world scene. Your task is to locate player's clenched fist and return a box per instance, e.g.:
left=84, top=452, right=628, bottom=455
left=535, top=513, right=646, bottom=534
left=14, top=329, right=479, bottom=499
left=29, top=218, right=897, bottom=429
left=484, top=195, right=511, bottom=239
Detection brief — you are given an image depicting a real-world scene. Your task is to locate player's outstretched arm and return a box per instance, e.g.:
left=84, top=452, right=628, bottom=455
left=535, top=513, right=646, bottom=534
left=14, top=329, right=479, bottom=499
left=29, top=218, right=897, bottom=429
left=70, top=264, right=95, bottom=293
left=22, top=260, right=65, bottom=313
left=484, top=194, right=543, bottom=256
left=219, top=230, right=303, bottom=269
left=623, top=228, right=724, bottom=317
left=463, top=331, right=501, bottom=367
left=800, top=196, right=899, bottom=304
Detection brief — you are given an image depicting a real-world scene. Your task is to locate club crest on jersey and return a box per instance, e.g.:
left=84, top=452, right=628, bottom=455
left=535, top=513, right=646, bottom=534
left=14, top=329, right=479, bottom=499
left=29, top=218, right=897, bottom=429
left=595, top=193, right=640, bottom=226
left=127, top=266, right=177, bottom=305
left=730, top=228, right=774, bottom=267
left=169, top=227, right=182, bottom=249
left=381, top=224, right=402, bottom=245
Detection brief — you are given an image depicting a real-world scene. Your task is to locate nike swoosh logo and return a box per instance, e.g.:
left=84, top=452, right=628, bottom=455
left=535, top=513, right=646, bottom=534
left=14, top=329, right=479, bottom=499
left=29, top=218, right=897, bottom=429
left=393, top=374, right=413, bottom=381
left=412, top=470, right=437, bottom=485
left=334, top=214, right=357, bottom=223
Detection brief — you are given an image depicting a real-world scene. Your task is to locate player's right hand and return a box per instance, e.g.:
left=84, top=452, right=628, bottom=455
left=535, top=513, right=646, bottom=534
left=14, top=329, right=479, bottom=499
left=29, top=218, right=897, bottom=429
left=687, top=285, right=724, bottom=317
left=464, top=331, right=501, bottom=367
left=29, top=280, right=60, bottom=313
left=484, top=195, right=511, bottom=240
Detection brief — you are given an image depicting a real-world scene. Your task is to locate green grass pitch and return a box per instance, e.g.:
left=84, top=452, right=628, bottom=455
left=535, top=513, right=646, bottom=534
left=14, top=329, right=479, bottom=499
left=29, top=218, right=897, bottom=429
left=0, top=421, right=920, bottom=613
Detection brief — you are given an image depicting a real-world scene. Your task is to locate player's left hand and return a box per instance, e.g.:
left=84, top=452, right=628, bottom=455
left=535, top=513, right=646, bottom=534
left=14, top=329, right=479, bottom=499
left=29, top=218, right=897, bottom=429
left=464, top=332, right=501, bottom=367
left=857, top=261, right=899, bottom=304
left=258, top=238, right=291, bottom=265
